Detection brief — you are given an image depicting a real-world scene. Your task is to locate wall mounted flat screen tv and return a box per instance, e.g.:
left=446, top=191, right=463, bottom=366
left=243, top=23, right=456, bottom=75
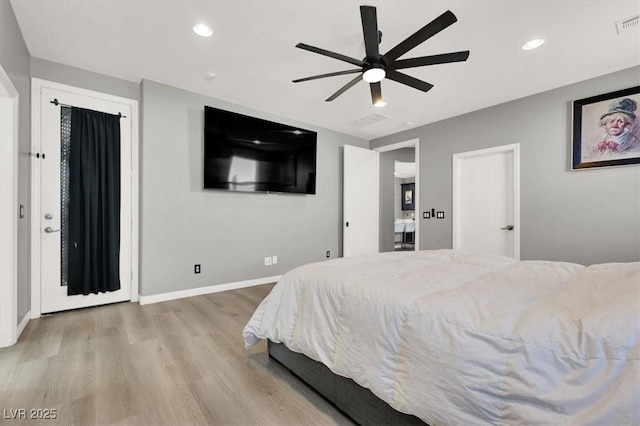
left=204, top=106, right=317, bottom=194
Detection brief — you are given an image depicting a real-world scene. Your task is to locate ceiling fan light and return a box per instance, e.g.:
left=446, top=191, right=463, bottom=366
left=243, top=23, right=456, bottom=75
left=521, top=38, right=544, bottom=50
left=193, top=24, right=213, bottom=37
left=363, top=67, right=386, bottom=83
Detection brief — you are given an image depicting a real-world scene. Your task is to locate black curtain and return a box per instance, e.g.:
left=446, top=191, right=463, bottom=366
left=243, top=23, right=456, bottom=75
left=67, top=107, right=121, bottom=295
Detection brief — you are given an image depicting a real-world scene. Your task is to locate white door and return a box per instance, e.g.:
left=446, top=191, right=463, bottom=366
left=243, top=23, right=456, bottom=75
left=453, top=144, right=520, bottom=259
left=343, top=145, right=379, bottom=257
left=37, top=85, right=134, bottom=314
left=0, top=66, right=18, bottom=347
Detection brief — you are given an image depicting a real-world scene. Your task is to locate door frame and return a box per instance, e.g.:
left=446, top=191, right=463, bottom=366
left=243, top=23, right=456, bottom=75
left=452, top=143, right=520, bottom=259
left=374, top=138, right=420, bottom=250
left=0, top=65, right=19, bottom=347
left=30, top=78, right=139, bottom=318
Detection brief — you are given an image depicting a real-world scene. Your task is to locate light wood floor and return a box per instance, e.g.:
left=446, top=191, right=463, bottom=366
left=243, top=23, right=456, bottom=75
left=0, top=284, right=354, bottom=426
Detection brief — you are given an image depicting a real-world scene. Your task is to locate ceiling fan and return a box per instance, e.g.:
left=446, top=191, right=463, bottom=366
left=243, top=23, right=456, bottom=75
left=292, top=6, right=470, bottom=106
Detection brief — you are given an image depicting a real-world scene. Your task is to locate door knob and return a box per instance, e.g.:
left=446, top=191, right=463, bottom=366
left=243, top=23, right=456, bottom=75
left=44, top=227, right=61, bottom=233
left=500, top=225, right=514, bottom=231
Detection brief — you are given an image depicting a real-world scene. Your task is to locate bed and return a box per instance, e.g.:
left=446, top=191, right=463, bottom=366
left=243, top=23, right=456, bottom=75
left=243, top=249, right=640, bottom=425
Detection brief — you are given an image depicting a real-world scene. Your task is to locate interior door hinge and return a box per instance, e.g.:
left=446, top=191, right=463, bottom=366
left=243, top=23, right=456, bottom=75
left=28, top=152, right=45, bottom=159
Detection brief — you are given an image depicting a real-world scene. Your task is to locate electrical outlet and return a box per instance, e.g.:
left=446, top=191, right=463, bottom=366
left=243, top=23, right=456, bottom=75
left=264, top=256, right=272, bottom=266
left=194, top=264, right=201, bottom=274
left=272, top=256, right=278, bottom=265
left=326, top=250, right=331, bottom=258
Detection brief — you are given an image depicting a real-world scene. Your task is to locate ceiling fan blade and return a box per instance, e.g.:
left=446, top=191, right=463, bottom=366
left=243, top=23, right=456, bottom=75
left=360, top=6, right=380, bottom=61
left=293, top=69, right=362, bottom=83
left=392, top=51, right=470, bottom=70
left=326, top=75, right=362, bottom=102
left=296, top=43, right=366, bottom=67
left=370, top=82, right=382, bottom=106
left=386, top=70, right=434, bottom=92
left=384, top=10, right=458, bottom=61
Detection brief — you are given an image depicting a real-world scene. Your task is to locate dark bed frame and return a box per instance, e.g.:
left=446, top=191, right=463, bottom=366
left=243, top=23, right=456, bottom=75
left=268, top=340, right=426, bottom=425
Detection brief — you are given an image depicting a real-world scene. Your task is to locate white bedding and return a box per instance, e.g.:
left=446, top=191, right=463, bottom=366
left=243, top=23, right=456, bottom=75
left=243, top=250, right=640, bottom=425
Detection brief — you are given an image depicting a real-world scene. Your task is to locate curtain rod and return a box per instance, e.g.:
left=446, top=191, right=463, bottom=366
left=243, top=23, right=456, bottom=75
left=50, top=98, right=126, bottom=118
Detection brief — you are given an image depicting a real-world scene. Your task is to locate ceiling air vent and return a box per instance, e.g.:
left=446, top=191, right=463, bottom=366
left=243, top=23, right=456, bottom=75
left=616, top=15, right=639, bottom=34
left=348, top=113, right=389, bottom=128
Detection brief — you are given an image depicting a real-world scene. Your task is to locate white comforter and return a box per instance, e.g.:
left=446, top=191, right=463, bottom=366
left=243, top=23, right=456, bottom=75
left=243, top=250, right=640, bottom=425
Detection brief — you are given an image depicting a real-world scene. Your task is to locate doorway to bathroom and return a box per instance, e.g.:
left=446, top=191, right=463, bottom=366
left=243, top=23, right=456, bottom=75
left=394, top=160, right=416, bottom=251
left=375, top=139, right=419, bottom=253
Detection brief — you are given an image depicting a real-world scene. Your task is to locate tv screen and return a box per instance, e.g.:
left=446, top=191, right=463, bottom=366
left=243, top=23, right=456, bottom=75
left=204, top=106, right=317, bottom=194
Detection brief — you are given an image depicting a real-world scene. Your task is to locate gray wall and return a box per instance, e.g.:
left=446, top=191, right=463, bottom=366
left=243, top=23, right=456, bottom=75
left=379, top=148, right=414, bottom=252
left=4, top=35, right=367, bottom=303
left=372, top=66, right=640, bottom=265
left=31, top=58, right=140, bottom=101
left=1, top=0, right=31, bottom=323
left=140, top=80, right=367, bottom=297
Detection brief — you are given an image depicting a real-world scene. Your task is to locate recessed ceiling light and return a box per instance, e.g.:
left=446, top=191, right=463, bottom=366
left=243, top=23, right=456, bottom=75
left=374, top=100, right=386, bottom=108
left=193, top=24, right=213, bottom=37
left=521, top=38, right=544, bottom=50
left=205, top=72, right=216, bottom=80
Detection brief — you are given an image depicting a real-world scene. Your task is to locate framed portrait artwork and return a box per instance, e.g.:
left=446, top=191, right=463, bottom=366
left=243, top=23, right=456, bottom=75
left=571, top=86, right=640, bottom=170
left=401, top=183, right=415, bottom=210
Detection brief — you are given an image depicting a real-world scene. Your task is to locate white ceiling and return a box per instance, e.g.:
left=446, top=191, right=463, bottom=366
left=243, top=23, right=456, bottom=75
left=10, top=0, right=640, bottom=140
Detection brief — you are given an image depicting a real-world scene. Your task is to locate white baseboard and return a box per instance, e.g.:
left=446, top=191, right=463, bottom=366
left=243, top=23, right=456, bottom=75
left=138, top=275, right=281, bottom=305
left=17, top=310, right=30, bottom=339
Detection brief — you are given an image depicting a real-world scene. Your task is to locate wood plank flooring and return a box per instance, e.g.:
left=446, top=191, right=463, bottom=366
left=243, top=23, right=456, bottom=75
left=0, top=284, right=354, bottom=426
